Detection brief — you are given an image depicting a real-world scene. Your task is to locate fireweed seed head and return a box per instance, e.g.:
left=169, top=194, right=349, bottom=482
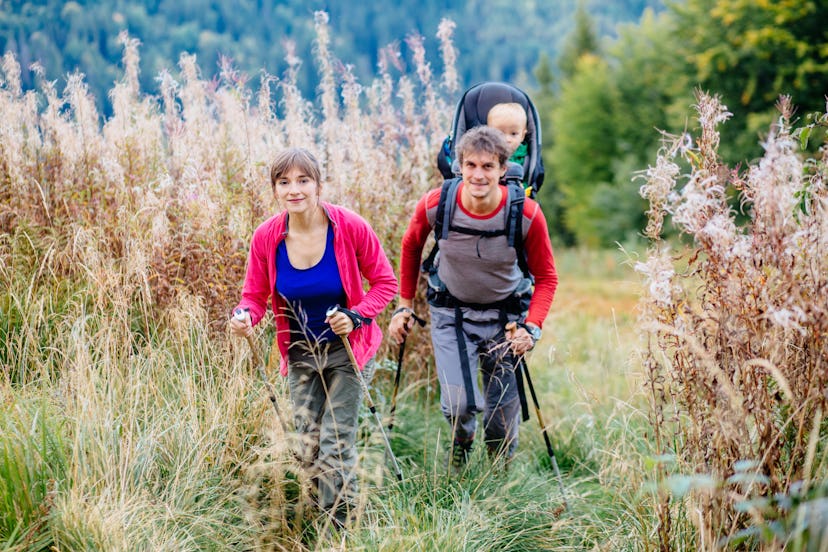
left=697, top=213, right=738, bottom=255
left=437, top=18, right=458, bottom=93
left=638, top=147, right=681, bottom=239
left=635, top=246, right=678, bottom=308
left=765, top=305, right=807, bottom=335
left=747, top=124, right=805, bottom=234
left=672, top=172, right=728, bottom=236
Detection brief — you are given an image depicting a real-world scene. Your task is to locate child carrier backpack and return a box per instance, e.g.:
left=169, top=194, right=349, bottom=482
left=437, top=82, right=545, bottom=198
left=421, top=161, right=532, bottom=313
left=421, top=163, right=535, bottom=419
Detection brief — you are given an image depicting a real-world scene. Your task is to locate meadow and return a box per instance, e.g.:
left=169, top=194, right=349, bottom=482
left=2, top=231, right=651, bottom=551
left=2, top=14, right=827, bottom=552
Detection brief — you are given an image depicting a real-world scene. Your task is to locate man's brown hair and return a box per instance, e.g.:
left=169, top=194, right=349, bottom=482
left=455, top=126, right=510, bottom=167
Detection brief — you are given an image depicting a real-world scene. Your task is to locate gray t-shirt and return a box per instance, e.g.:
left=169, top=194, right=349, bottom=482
left=427, top=191, right=529, bottom=305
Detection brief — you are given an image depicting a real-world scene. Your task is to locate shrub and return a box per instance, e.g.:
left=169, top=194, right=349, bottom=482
left=637, top=91, right=828, bottom=549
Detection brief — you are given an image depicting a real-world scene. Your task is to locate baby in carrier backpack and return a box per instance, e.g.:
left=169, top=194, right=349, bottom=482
left=487, top=102, right=531, bottom=195
left=436, top=82, right=545, bottom=199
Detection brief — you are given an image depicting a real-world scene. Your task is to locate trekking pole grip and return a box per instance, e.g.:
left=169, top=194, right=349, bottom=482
left=233, top=309, right=259, bottom=355
left=393, top=307, right=426, bottom=328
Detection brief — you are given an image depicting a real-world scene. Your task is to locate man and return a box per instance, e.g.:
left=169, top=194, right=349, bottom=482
left=389, top=126, right=558, bottom=470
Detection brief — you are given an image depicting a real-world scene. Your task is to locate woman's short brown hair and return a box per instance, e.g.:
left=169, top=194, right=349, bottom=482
left=270, top=148, right=322, bottom=191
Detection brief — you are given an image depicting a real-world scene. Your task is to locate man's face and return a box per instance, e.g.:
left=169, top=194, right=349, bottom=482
left=460, top=150, right=506, bottom=201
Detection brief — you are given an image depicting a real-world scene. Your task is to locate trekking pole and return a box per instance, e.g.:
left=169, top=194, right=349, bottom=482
left=233, top=309, right=291, bottom=437
left=326, top=306, right=403, bottom=482
left=388, top=311, right=426, bottom=432
left=519, top=357, right=570, bottom=510
left=506, top=321, right=568, bottom=508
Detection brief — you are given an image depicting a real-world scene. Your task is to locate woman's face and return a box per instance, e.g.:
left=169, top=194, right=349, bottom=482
left=273, top=166, right=320, bottom=215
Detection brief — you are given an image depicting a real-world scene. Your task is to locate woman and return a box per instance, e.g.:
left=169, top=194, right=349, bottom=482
left=230, top=148, right=397, bottom=526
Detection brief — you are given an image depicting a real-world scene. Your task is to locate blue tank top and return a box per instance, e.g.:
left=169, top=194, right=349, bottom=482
left=276, top=224, right=345, bottom=344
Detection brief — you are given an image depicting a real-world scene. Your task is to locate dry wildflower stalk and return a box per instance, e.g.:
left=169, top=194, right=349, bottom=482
left=637, top=90, right=828, bottom=548
left=436, top=19, right=459, bottom=95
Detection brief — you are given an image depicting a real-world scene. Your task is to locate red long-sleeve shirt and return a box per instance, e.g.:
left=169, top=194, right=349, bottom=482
left=399, top=183, right=557, bottom=328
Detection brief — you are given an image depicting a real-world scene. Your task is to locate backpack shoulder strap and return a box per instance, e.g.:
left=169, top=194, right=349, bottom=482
left=435, top=178, right=462, bottom=241
left=422, top=177, right=462, bottom=273
left=505, top=183, right=530, bottom=278
left=424, top=178, right=529, bottom=277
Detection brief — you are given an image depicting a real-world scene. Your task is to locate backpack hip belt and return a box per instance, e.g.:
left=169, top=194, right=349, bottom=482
left=426, top=284, right=530, bottom=315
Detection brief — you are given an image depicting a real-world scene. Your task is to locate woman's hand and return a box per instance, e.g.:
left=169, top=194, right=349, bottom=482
left=230, top=309, right=254, bottom=338
left=326, top=310, right=355, bottom=336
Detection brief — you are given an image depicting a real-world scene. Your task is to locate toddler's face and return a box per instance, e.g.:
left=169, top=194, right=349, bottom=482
left=487, top=111, right=528, bottom=155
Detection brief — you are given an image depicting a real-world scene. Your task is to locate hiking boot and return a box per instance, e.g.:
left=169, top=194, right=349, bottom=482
left=318, top=503, right=350, bottom=540
left=487, top=445, right=512, bottom=474
left=448, top=439, right=472, bottom=474
left=331, top=505, right=349, bottom=531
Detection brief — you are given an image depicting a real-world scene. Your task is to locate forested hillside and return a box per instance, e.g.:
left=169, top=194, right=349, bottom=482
left=535, top=0, right=828, bottom=246
left=0, top=0, right=660, bottom=113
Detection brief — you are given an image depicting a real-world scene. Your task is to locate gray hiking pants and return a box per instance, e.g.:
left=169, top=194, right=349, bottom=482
left=430, top=306, right=522, bottom=457
left=287, top=339, right=365, bottom=513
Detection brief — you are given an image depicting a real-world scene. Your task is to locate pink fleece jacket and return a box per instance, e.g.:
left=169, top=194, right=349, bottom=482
left=234, top=202, right=398, bottom=375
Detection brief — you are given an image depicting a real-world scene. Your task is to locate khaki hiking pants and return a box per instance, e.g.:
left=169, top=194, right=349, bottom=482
left=287, top=339, right=367, bottom=514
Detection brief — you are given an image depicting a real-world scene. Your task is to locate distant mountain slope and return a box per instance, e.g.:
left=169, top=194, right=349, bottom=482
left=0, top=0, right=661, bottom=113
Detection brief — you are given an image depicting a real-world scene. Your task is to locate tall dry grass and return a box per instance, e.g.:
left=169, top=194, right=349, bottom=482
left=0, top=13, right=459, bottom=549
left=0, top=15, right=453, bottom=340
left=638, top=91, right=828, bottom=550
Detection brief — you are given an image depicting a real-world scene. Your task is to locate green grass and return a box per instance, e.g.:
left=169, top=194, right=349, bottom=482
left=0, top=246, right=669, bottom=550
left=0, top=395, right=68, bottom=551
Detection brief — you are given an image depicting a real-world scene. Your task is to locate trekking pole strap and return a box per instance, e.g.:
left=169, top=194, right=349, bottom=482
left=328, top=305, right=372, bottom=329
left=392, top=307, right=426, bottom=327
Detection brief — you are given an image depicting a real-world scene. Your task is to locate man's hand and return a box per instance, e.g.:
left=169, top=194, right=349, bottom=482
left=389, top=301, right=419, bottom=345
left=505, top=321, right=538, bottom=356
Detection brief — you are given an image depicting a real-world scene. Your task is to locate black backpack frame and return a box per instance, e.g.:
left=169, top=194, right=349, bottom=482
left=437, top=82, right=545, bottom=198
